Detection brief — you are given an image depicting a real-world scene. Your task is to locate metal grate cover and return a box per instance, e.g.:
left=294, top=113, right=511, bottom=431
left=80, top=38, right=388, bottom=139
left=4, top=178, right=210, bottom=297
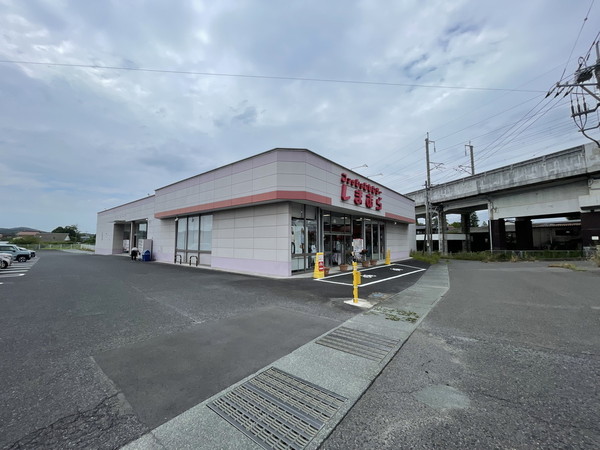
left=315, top=326, right=400, bottom=362
left=208, top=367, right=346, bottom=450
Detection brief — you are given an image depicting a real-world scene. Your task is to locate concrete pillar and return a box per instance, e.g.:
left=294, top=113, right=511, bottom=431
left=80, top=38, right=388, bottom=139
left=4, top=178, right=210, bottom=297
left=112, top=224, right=125, bottom=254
left=581, top=211, right=600, bottom=248
left=461, top=213, right=471, bottom=252
left=440, top=210, right=448, bottom=254
left=515, top=218, right=534, bottom=250
left=490, top=219, right=506, bottom=250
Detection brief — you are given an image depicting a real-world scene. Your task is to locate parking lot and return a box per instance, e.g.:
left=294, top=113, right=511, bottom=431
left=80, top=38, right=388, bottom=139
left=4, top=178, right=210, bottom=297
left=0, top=251, right=427, bottom=449
left=317, top=262, right=426, bottom=287
left=0, top=256, right=39, bottom=283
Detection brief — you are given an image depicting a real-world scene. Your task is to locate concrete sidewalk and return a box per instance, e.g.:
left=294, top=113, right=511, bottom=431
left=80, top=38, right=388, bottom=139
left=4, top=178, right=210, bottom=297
left=122, top=263, right=450, bottom=450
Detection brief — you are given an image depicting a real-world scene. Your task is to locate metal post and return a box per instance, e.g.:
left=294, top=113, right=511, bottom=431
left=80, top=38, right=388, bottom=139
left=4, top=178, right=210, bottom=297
left=352, top=262, right=361, bottom=303
left=466, top=142, right=475, bottom=175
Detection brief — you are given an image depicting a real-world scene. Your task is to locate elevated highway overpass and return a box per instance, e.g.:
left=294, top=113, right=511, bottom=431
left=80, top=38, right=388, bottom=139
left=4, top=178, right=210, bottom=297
left=406, top=143, right=600, bottom=251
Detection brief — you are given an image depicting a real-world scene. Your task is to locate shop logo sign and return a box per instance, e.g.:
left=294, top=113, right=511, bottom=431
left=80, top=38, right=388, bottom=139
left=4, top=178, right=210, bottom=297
left=340, top=173, right=382, bottom=210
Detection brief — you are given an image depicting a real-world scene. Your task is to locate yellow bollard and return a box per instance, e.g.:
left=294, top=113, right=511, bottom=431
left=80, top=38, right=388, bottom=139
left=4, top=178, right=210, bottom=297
left=352, top=261, right=361, bottom=303
left=313, top=252, right=325, bottom=279
left=385, top=249, right=391, bottom=265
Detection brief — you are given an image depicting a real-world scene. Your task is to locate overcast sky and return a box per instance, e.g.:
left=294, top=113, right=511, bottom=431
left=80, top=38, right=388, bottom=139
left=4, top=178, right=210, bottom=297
left=1, top=0, right=598, bottom=233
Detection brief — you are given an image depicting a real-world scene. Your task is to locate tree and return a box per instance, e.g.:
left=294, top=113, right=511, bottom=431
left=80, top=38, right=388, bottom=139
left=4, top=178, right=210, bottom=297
left=82, top=234, right=96, bottom=244
left=52, top=225, right=81, bottom=242
left=469, top=212, right=480, bottom=228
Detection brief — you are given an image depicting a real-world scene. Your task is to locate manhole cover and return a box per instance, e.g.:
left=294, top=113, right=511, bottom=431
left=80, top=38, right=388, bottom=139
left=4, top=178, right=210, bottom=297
left=315, top=326, right=400, bottom=362
left=208, top=367, right=346, bottom=449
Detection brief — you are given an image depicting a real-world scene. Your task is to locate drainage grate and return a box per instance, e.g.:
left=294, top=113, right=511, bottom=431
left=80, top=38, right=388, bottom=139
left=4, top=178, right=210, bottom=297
left=315, top=326, right=400, bottom=362
left=208, top=367, right=346, bottom=450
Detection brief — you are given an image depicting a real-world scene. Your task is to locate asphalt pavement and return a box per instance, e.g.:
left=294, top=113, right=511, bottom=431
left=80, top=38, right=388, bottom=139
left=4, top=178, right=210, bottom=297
left=321, top=259, right=600, bottom=449
left=2, top=253, right=598, bottom=449
left=0, top=251, right=427, bottom=449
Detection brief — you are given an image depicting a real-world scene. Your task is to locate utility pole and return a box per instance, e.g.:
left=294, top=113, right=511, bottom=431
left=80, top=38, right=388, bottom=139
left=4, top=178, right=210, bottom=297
left=465, top=141, right=475, bottom=175
left=424, top=133, right=433, bottom=255
left=553, top=40, right=600, bottom=146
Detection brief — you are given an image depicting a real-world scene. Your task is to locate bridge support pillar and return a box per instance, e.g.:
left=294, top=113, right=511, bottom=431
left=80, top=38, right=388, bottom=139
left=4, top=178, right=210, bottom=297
left=515, top=218, right=534, bottom=250
left=581, top=211, right=600, bottom=248
left=490, top=219, right=506, bottom=250
left=461, top=213, right=471, bottom=252
left=440, top=210, right=448, bottom=254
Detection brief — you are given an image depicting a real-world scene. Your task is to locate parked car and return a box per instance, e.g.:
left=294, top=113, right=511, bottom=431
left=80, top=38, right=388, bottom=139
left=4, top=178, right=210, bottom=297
left=0, top=252, right=13, bottom=269
left=0, top=244, right=31, bottom=262
left=18, top=246, right=35, bottom=258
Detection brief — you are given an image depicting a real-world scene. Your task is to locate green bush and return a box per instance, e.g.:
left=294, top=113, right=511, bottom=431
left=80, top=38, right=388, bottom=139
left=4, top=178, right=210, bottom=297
left=410, top=251, right=441, bottom=264
left=10, top=236, right=40, bottom=245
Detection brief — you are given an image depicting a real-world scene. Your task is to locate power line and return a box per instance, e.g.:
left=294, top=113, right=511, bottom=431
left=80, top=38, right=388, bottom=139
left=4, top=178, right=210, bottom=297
left=0, top=59, right=547, bottom=93
left=558, top=0, right=596, bottom=82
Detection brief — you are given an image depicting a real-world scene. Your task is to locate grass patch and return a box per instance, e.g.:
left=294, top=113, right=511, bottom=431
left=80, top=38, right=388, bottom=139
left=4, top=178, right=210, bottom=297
left=414, top=250, right=587, bottom=263
left=366, top=307, right=420, bottom=323
left=589, top=249, right=600, bottom=267
left=410, top=251, right=441, bottom=264
left=548, top=262, right=586, bottom=271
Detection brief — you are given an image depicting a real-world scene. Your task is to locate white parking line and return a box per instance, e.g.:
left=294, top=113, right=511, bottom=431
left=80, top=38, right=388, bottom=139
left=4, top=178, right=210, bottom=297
left=0, top=258, right=39, bottom=279
left=315, top=263, right=427, bottom=286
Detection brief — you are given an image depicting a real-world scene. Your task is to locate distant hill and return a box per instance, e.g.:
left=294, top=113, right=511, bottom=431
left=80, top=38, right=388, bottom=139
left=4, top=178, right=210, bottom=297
left=0, top=227, right=45, bottom=236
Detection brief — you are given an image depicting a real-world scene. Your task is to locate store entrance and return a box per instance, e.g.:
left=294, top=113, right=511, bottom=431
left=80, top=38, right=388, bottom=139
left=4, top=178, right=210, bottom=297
left=365, top=219, right=385, bottom=261
left=323, top=213, right=352, bottom=268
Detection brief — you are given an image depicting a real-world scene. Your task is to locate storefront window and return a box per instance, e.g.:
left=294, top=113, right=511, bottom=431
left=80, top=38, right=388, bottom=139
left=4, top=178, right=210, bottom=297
left=323, top=213, right=331, bottom=233
left=291, top=218, right=305, bottom=255
left=176, top=218, right=187, bottom=249
left=291, top=204, right=319, bottom=273
left=187, top=216, right=199, bottom=251
left=137, top=222, right=147, bottom=240
left=307, top=219, right=317, bottom=254
left=200, top=215, right=213, bottom=251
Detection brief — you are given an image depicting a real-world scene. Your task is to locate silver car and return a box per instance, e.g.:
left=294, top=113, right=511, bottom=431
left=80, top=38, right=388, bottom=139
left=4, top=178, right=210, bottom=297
left=18, top=246, right=35, bottom=258
left=0, top=252, right=13, bottom=269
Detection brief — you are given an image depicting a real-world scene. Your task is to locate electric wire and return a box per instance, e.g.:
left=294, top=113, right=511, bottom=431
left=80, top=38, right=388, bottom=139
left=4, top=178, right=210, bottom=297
left=558, top=0, right=595, bottom=83
left=0, top=59, right=547, bottom=93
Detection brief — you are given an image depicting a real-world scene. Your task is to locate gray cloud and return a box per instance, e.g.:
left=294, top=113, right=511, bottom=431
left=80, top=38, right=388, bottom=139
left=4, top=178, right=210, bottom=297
left=0, top=0, right=596, bottom=232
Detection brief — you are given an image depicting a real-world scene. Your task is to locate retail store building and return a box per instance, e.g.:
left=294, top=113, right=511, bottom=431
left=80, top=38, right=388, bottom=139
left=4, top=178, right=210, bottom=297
left=96, top=148, right=416, bottom=276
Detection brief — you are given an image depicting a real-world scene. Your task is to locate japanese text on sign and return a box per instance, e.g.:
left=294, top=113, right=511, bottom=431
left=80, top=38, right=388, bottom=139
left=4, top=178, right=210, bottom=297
left=340, top=173, right=382, bottom=210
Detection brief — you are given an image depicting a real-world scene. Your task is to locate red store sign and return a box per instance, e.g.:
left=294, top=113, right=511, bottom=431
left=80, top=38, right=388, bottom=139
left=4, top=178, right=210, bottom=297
left=340, top=173, right=382, bottom=210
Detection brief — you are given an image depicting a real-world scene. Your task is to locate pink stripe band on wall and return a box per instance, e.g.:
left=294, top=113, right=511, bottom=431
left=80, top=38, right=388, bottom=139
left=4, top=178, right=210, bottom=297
left=385, top=212, right=416, bottom=224
left=155, top=190, right=332, bottom=218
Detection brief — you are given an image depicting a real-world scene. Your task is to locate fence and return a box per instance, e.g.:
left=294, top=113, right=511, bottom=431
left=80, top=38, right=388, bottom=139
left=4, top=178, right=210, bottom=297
left=19, top=243, right=96, bottom=252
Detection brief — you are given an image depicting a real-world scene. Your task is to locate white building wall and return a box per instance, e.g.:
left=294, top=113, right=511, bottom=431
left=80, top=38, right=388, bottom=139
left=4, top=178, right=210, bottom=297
left=212, top=203, right=291, bottom=277
left=96, top=148, right=415, bottom=276
left=153, top=149, right=414, bottom=224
